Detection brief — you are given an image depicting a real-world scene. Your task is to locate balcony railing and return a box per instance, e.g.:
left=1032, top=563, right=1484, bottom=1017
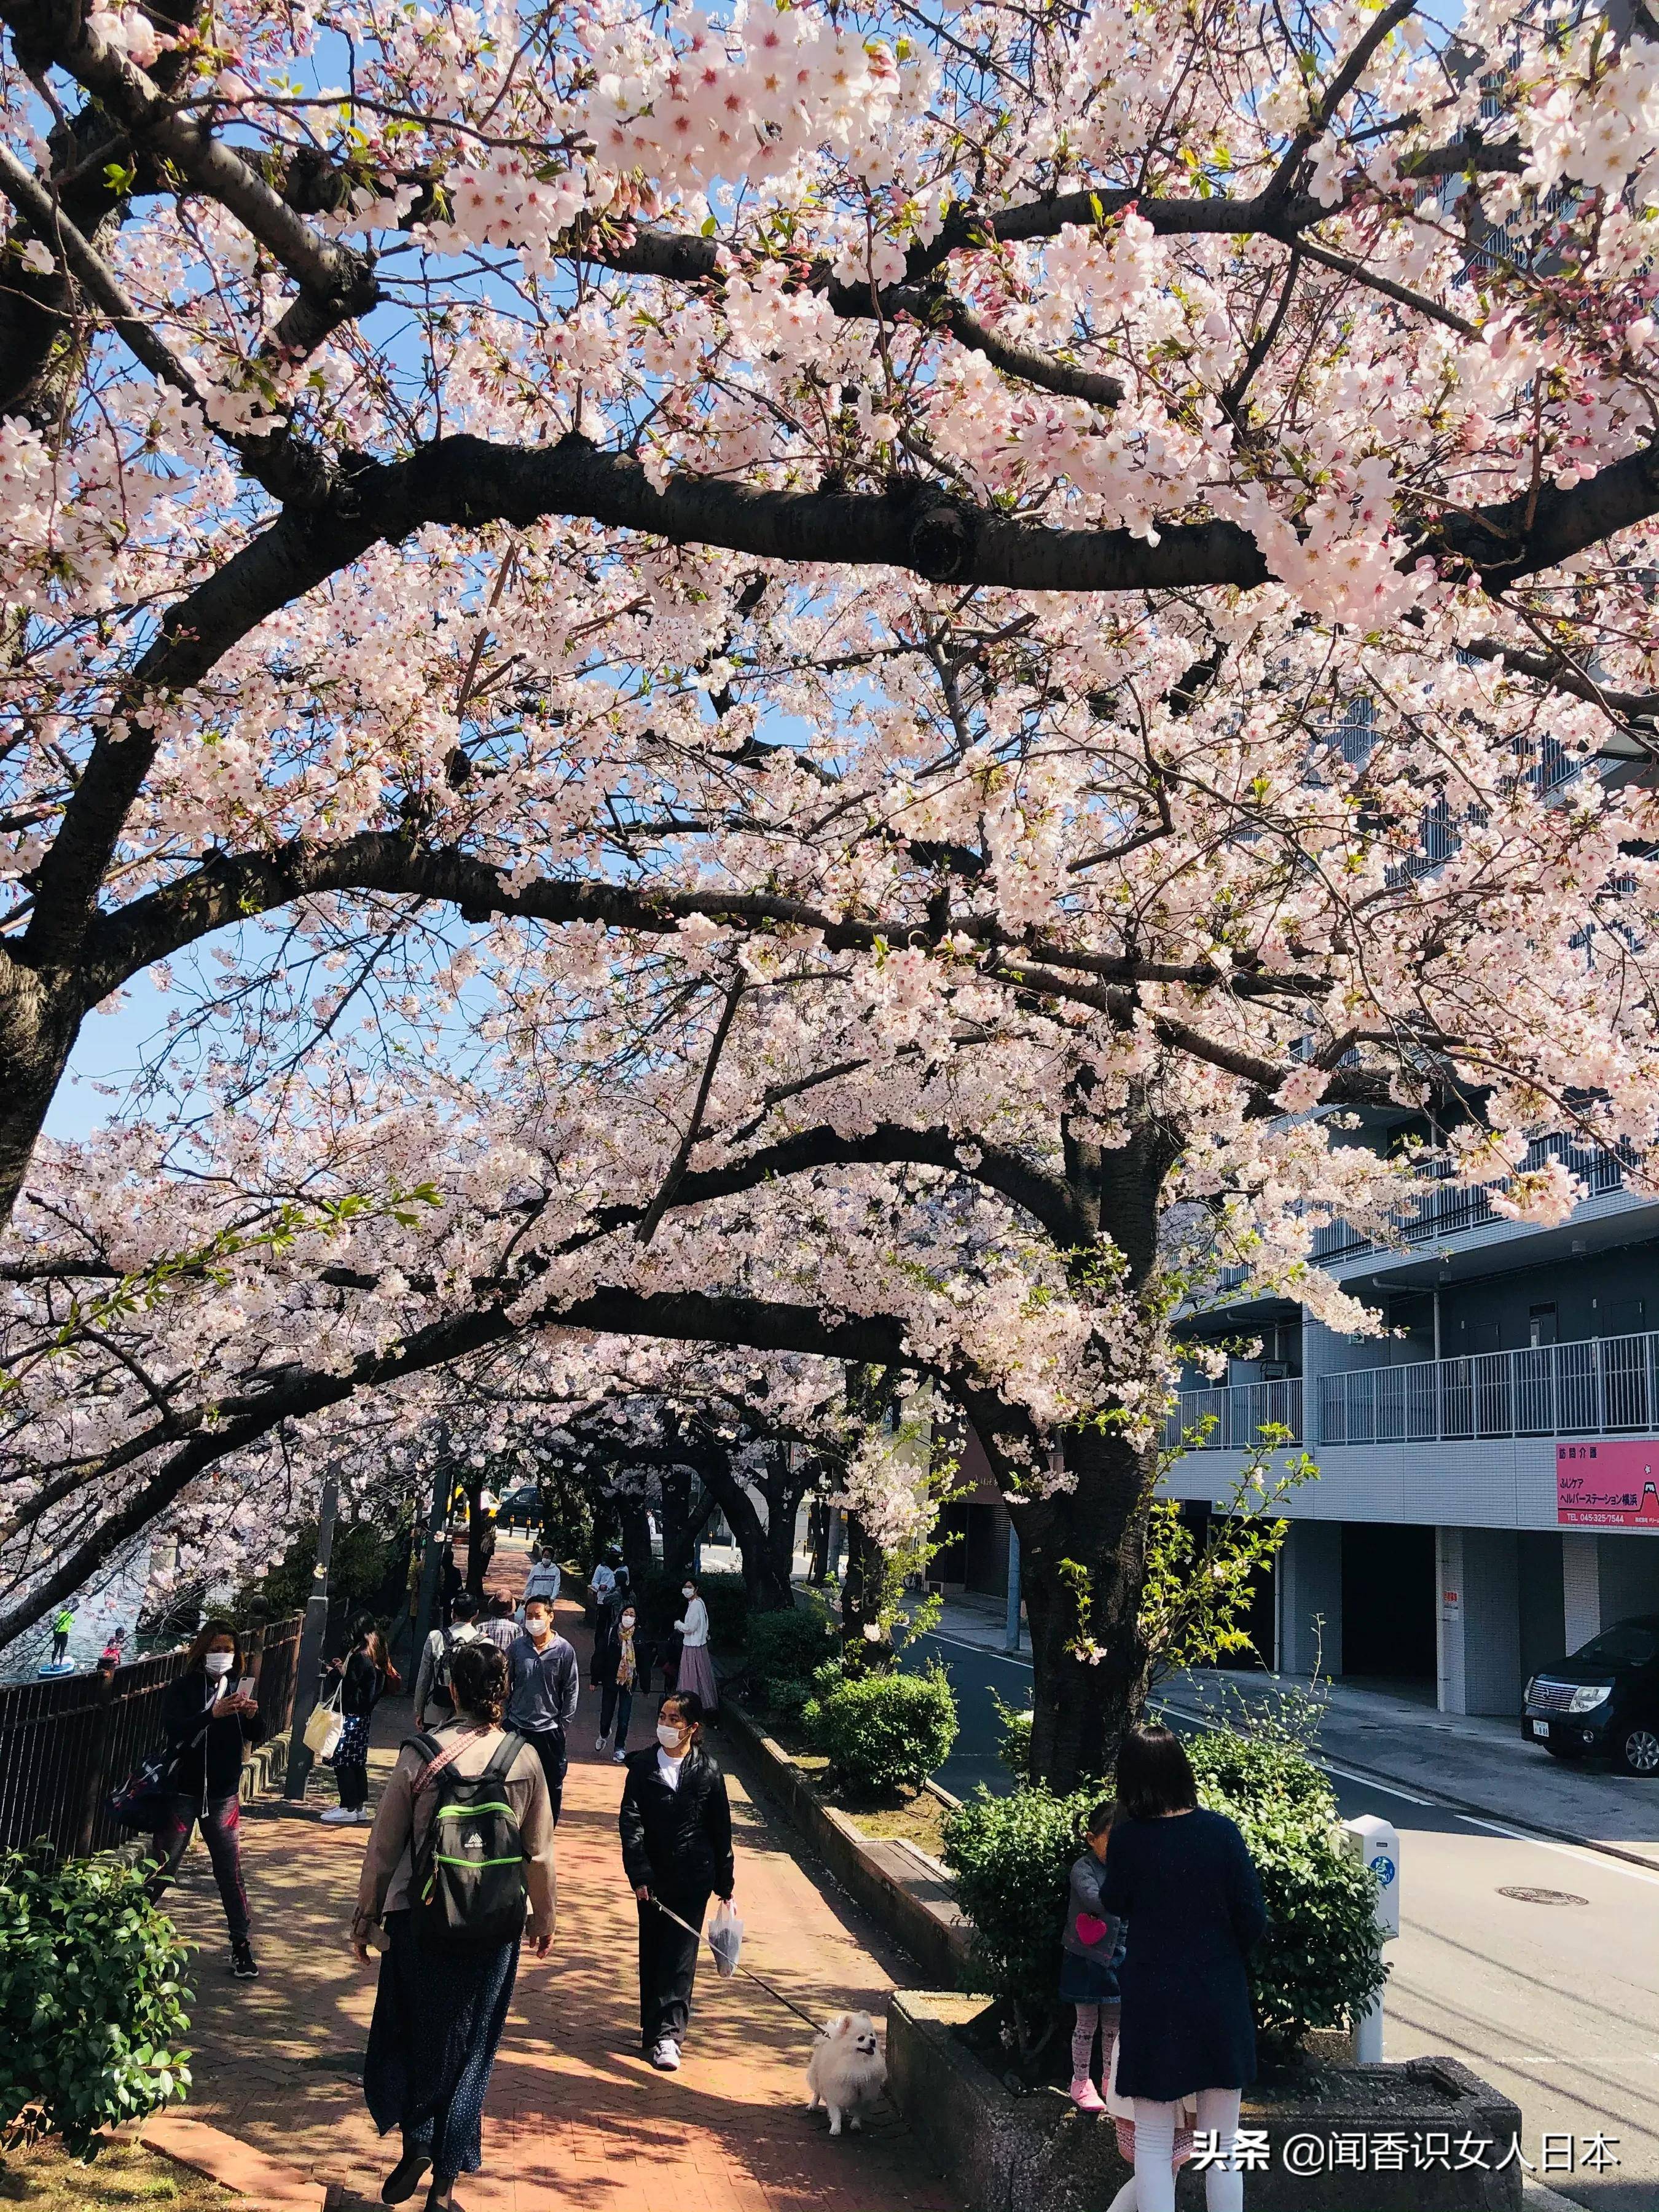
left=1164, top=1376, right=1303, bottom=1450
left=1310, top=1135, right=1629, bottom=1268
left=1317, top=1331, right=1659, bottom=1446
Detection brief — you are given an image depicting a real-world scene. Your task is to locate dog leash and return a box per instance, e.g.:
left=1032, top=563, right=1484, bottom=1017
left=649, top=1897, right=828, bottom=2036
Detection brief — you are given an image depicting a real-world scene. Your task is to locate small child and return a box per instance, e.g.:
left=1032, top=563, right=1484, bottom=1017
left=1064, top=1800, right=1194, bottom=2212
left=1063, top=1798, right=1126, bottom=2112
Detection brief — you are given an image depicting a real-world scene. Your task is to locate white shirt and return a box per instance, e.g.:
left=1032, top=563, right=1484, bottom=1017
left=676, top=1596, right=709, bottom=1649
left=657, top=1746, right=686, bottom=1791
left=591, top=1563, right=616, bottom=1601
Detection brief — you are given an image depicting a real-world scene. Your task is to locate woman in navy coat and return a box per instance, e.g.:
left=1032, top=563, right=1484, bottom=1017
left=1101, top=1726, right=1267, bottom=2212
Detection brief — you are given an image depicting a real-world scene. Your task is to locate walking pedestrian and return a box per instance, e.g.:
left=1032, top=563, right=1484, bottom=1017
left=619, top=1690, right=735, bottom=2073
left=672, top=1575, right=718, bottom=1712
left=439, top=1543, right=463, bottom=1628
left=1101, top=1727, right=1266, bottom=2212
left=322, top=1616, right=393, bottom=1825
left=477, top=1593, right=519, bottom=1654
left=147, top=1620, right=264, bottom=1980
left=49, top=1605, right=74, bottom=1666
left=353, top=1640, right=555, bottom=2211
left=589, top=1548, right=618, bottom=1610
left=504, top=1593, right=578, bottom=1822
left=521, top=1549, right=562, bottom=1616
left=593, top=1599, right=644, bottom=1762
left=413, top=1590, right=481, bottom=1731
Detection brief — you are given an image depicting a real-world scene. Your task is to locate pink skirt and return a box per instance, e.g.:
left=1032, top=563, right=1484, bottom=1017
left=675, top=1642, right=720, bottom=1711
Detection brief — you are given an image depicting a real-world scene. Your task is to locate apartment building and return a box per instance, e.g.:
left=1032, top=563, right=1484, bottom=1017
left=1160, top=1139, right=1659, bottom=1716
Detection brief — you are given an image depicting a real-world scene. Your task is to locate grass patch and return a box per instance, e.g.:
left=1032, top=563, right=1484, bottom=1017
left=0, top=2138, right=232, bottom=2212
left=840, top=1788, right=949, bottom=1860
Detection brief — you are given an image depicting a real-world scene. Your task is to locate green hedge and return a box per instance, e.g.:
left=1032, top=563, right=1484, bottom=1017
left=942, top=1730, right=1385, bottom=2054
left=746, top=1605, right=840, bottom=1680
left=0, top=1850, right=192, bottom=2153
left=804, top=1661, right=958, bottom=1795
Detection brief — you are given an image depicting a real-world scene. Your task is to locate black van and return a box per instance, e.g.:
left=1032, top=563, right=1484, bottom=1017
left=1521, top=1615, right=1659, bottom=1775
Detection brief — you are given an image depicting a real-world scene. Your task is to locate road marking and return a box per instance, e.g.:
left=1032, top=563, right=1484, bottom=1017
left=920, top=1632, right=1033, bottom=1669
left=1158, top=1698, right=1438, bottom=1805
left=1452, top=1812, right=1659, bottom=1889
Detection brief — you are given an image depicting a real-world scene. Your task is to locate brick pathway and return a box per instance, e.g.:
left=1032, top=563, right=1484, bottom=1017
left=163, top=1590, right=957, bottom=2212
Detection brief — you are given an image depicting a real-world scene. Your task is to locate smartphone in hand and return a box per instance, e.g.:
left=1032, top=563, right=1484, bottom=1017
left=235, top=1676, right=256, bottom=1700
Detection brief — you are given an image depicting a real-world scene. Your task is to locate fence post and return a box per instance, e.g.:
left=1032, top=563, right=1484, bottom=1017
left=283, top=1477, right=339, bottom=1800
left=73, top=1666, right=118, bottom=1857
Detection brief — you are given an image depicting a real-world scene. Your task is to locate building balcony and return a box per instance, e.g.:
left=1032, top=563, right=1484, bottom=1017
left=1309, top=1135, right=1628, bottom=1269
left=1164, top=1376, right=1303, bottom=1450
left=1316, top=1331, right=1659, bottom=1446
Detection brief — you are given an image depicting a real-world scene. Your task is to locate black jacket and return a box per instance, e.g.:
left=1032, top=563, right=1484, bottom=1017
left=333, top=1648, right=385, bottom=1719
left=619, top=1744, right=734, bottom=1900
left=160, top=1669, right=265, bottom=1798
left=591, top=1612, right=652, bottom=1689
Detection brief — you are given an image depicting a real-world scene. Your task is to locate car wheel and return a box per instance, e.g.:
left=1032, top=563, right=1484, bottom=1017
left=1620, top=1725, right=1659, bottom=1777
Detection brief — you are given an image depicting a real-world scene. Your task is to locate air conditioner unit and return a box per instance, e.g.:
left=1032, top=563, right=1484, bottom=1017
left=1260, top=1362, right=1290, bottom=1381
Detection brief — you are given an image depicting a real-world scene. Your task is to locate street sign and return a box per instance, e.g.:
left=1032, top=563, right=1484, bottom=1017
left=1342, top=1814, right=1400, bottom=1939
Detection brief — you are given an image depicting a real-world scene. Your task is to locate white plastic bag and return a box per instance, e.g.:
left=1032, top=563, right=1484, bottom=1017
left=304, top=1684, right=343, bottom=1760
left=708, top=1897, right=744, bottom=1978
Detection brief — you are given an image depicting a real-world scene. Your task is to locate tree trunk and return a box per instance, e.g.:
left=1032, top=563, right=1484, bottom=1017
left=617, top=1498, right=654, bottom=1598
left=839, top=1512, right=892, bottom=1668
left=688, top=1446, right=796, bottom=1613
left=658, top=1464, right=716, bottom=1587
left=807, top=1499, right=831, bottom=1583
left=0, top=959, right=82, bottom=1239
left=1008, top=1423, right=1154, bottom=1793
left=464, top=1479, right=488, bottom=1596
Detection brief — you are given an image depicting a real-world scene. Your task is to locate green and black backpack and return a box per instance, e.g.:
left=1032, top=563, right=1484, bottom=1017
left=409, top=1731, right=530, bottom=1950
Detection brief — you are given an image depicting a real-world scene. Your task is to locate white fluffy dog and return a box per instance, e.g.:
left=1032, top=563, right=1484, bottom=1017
left=806, top=2012, right=886, bottom=2135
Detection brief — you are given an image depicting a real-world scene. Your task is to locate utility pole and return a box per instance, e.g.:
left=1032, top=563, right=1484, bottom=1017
left=283, top=1476, right=338, bottom=1799
left=1005, top=1523, right=1022, bottom=1653
left=411, top=1457, right=452, bottom=1663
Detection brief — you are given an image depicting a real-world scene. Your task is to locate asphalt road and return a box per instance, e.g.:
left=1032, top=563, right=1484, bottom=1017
left=901, top=1630, right=1659, bottom=2210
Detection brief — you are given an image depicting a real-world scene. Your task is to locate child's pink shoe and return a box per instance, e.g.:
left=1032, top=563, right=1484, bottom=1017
left=1069, top=2076, right=1107, bottom=2113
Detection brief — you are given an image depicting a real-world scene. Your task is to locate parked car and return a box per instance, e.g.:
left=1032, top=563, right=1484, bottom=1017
left=1522, top=1615, right=1659, bottom=1775
left=496, top=1484, right=542, bottom=1529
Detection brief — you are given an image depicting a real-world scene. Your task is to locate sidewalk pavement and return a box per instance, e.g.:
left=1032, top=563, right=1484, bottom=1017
left=163, top=1596, right=956, bottom=2212
left=921, top=1591, right=1659, bottom=1864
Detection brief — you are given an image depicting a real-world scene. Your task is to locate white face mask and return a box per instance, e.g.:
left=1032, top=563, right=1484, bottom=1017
left=621, top=1614, right=637, bottom=1631
left=657, top=1722, right=686, bottom=1752
left=204, top=1650, right=235, bottom=1677
left=681, top=1587, right=696, bottom=1600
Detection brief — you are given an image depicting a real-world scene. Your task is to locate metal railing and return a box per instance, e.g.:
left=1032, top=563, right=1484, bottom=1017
left=1165, top=1376, right=1303, bottom=1450
left=0, top=1614, right=302, bottom=1859
left=1311, top=1135, right=1629, bottom=1268
left=1317, top=1330, right=1659, bottom=1446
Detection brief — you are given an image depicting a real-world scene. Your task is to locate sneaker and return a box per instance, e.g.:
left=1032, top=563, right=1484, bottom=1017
left=320, top=1805, right=359, bottom=1824
left=229, top=1941, right=259, bottom=1980
left=1069, top=2075, right=1105, bottom=2113
left=613, top=1747, right=627, bottom=1763
left=649, top=2039, right=680, bottom=2072
left=596, top=1734, right=608, bottom=1751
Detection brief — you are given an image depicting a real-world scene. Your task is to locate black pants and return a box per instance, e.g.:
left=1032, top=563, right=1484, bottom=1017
left=637, top=1887, right=709, bottom=2050
left=522, top=1727, right=566, bottom=1824
left=50, top=1631, right=68, bottom=1664
left=598, top=1681, right=633, bottom=1744
left=148, top=1793, right=250, bottom=1941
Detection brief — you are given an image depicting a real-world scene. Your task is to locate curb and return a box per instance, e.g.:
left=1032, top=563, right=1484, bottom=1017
left=1155, top=1695, right=1659, bottom=1879
left=718, top=1698, right=970, bottom=1984
left=128, top=2113, right=335, bottom=2208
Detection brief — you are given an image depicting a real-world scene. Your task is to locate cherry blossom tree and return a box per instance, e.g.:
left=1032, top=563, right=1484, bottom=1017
left=8, top=0, right=1659, bottom=1778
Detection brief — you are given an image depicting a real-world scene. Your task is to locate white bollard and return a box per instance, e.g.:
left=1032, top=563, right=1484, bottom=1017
left=1341, top=1814, right=1400, bottom=2065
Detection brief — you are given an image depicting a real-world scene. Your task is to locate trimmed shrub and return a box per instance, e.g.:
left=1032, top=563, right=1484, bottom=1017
left=0, top=1849, right=192, bottom=2153
left=941, top=1730, right=1385, bottom=2055
left=992, top=1689, right=1033, bottom=1783
left=746, top=1604, right=839, bottom=1681
left=1191, top=1734, right=1385, bottom=2048
left=804, top=1660, right=958, bottom=1795
left=756, top=1674, right=819, bottom=1722
left=941, top=1781, right=1099, bottom=2041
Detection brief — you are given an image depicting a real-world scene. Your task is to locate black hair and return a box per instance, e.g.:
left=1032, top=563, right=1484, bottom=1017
left=1084, top=1798, right=1116, bottom=1838
left=523, top=1588, right=553, bottom=1614
left=1115, top=1725, right=1198, bottom=1821
left=449, top=1638, right=508, bottom=1722
left=449, top=1590, right=480, bottom=1620
left=661, top=1688, right=705, bottom=1730
left=183, top=1617, right=243, bottom=1672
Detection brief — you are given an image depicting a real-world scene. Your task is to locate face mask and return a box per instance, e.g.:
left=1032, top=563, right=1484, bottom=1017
left=657, top=1723, right=686, bottom=1752
left=204, top=1650, right=234, bottom=1677
left=682, top=1587, right=695, bottom=1600
left=621, top=1614, right=637, bottom=1631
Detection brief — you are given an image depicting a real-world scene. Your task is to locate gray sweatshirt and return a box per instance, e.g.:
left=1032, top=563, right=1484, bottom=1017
left=506, top=1631, right=579, bottom=1735
left=1062, top=1850, right=1126, bottom=1973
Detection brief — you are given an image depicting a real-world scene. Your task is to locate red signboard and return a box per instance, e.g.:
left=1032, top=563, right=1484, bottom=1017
left=1556, top=1440, right=1659, bottom=1528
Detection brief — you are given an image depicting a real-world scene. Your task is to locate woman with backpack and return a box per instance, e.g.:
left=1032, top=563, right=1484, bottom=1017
left=147, top=1618, right=265, bottom=1981
left=353, top=1638, right=555, bottom=2211
left=321, top=1617, right=395, bottom=1826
